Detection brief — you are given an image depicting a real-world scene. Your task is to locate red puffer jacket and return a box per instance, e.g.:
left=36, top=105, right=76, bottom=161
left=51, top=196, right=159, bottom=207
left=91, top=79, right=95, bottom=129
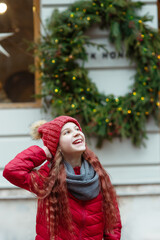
left=3, top=145, right=122, bottom=240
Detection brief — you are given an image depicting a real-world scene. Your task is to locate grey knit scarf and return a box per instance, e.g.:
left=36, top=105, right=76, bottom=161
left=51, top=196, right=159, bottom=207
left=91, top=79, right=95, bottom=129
left=63, top=159, right=100, bottom=200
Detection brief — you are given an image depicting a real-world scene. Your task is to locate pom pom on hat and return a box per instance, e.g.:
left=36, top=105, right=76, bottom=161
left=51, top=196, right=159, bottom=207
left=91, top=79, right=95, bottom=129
left=30, top=120, right=47, bottom=140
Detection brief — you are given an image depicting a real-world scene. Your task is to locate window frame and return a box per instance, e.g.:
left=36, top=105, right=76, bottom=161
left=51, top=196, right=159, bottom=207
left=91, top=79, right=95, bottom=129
left=0, top=0, right=41, bottom=109
left=158, top=0, right=160, bottom=124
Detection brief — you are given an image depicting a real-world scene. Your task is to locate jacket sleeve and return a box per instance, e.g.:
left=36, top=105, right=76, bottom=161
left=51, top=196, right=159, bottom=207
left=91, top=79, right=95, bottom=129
left=103, top=205, right=122, bottom=240
left=3, top=145, right=49, bottom=192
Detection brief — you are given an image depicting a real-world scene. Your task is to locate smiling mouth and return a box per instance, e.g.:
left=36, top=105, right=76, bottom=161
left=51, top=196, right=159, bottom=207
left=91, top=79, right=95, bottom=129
left=73, top=139, right=83, bottom=144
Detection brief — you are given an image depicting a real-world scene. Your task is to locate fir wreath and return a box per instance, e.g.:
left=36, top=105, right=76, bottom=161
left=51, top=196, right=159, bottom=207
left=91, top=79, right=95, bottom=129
left=34, top=0, right=160, bottom=147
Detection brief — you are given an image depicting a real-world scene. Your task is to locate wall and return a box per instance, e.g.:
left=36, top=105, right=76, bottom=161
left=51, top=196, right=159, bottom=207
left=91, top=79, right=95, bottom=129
left=0, top=0, right=160, bottom=239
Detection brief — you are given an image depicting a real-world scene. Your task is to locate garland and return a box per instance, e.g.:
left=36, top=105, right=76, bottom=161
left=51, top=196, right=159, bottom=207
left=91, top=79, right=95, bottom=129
left=34, top=0, right=160, bottom=147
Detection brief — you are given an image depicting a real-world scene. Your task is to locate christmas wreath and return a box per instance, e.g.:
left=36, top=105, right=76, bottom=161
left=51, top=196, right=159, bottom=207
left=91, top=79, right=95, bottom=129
left=34, top=0, right=160, bottom=147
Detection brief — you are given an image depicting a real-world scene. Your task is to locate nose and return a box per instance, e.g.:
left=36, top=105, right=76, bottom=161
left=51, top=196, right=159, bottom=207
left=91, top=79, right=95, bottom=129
left=73, top=130, right=80, bottom=137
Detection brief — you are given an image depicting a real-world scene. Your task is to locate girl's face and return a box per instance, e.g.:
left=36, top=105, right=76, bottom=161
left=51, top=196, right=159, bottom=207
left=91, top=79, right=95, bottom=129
left=59, top=122, right=86, bottom=156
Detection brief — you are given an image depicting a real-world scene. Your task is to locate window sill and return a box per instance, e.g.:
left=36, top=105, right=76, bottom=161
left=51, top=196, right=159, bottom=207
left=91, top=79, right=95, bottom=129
left=0, top=100, right=41, bottom=109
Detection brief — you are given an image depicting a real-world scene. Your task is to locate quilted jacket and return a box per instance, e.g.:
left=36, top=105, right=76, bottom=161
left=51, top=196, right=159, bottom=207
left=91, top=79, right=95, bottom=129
left=3, top=145, right=122, bottom=240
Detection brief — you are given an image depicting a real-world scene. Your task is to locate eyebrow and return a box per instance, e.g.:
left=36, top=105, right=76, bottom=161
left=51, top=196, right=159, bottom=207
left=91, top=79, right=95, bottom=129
left=61, top=125, right=79, bottom=133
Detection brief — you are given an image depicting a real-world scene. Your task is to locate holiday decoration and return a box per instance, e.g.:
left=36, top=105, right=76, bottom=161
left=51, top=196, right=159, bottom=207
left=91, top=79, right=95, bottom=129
left=0, top=33, right=14, bottom=57
left=33, top=0, right=160, bottom=147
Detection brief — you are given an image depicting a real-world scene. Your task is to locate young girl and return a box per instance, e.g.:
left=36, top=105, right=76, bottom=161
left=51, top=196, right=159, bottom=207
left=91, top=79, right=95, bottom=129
left=3, top=115, right=122, bottom=240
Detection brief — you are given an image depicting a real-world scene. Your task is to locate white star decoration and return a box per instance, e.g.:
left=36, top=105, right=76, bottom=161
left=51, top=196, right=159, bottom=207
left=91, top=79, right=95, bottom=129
left=0, top=32, right=14, bottom=57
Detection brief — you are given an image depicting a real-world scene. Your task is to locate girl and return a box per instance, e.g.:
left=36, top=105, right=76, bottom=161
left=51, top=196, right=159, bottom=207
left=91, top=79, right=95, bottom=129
left=3, top=115, right=122, bottom=240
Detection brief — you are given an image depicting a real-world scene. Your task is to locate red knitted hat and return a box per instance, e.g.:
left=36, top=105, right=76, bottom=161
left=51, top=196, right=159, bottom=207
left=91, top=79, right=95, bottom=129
left=38, top=116, right=82, bottom=156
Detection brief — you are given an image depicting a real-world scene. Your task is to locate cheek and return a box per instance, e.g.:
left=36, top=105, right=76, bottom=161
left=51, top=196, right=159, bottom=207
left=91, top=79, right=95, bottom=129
left=80, top=132, right=86, bottom=144
left=82, top=133, right=85, bottom=142
left=59, top=136, right=72, bottom=151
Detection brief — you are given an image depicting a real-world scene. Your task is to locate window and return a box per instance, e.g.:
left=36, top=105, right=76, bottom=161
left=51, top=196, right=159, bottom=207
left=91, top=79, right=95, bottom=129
left=158, top=0, right=160, bottom=109
left=158, top=0, right=160, bottom=29
left=0, top=0, right=40, bottom=108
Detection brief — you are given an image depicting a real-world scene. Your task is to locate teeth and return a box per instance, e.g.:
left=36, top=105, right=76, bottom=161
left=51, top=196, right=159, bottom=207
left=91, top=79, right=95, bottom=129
left=74, top=139, right=82, bottom=144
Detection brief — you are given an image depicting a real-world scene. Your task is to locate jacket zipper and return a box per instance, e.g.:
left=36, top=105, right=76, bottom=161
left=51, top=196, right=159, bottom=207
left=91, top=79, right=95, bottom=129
left=79, top=203, right=86, bottom=240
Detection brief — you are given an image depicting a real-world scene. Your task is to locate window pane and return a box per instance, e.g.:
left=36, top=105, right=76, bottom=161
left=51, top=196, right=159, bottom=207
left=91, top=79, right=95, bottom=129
left=0, top=0, right=35, bottom=103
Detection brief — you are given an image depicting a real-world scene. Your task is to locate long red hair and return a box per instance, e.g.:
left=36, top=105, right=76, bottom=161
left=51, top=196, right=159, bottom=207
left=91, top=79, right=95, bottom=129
left=30, top=146, right=119, bottom=239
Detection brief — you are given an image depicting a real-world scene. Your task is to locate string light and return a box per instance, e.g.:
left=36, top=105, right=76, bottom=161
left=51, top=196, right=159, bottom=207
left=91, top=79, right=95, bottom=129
left=32, top=6, right=36, bottom=13
left=70, top=13, right=74, bottom=18
left=0, top=2, right=7, bottom=14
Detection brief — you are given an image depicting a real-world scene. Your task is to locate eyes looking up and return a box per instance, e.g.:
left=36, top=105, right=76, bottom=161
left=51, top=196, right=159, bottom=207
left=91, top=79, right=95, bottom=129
left=62, top=126, right=80, bottom=136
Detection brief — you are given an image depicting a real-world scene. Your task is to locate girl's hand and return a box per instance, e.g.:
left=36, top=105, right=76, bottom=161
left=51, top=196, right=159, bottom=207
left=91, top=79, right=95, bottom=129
left=42, top=146, right=52, bottom=159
